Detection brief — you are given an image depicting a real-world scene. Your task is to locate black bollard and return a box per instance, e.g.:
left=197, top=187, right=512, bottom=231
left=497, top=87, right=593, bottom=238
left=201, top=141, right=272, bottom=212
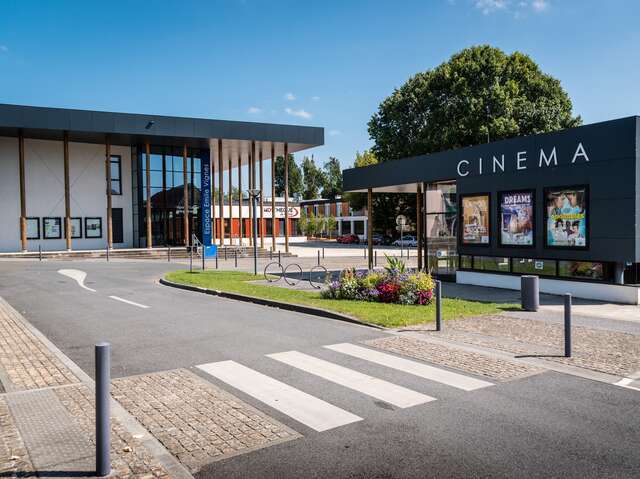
left=106, top=246, right=109, bottom=262
left=435, top=280, right=442, bottom=331
left=278, top=250, right=281, bottom=266
left=95, top=342, right=111, bottom=477
left=564, top=293, right=572, bottom=357
left=322, top=247, right=325, bottom=259
left=317, top=250, right=320, bottom=266
left=202, top=247, right=205, bottom=271
left=168, top=246, right=171, bottom=262
left=374, top=250, right=377, bottom=267
left=224, top=248, right=228, bottom=261
left=189, top=247, right=193, bottom=273
left=39, top=244, right=42, bottom=261
left=235, top=249, right=238, bottom=268
left=215, top=251, right=219, bottom=269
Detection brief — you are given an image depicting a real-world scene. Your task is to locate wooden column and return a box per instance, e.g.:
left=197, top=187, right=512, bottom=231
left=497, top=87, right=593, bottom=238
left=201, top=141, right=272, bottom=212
left=248, top=142, right=253, bottom=246
left=238, top=153, right=243, bottom=244
left=18, top=131, right=27, bottom=252
left=182, top=145, right=189, bottom=246
left=259, top=146, right=264, bottom=249
left=105, top=139, right=113, bottom=249
left=283, top=142, right=289, bottom=253
left=270, top=143, right=276, bottom=251
left=145, top=142, right=152, bottom=248
left=416, top=183, right=423, bottom=271
left=228, top=155, right=233, bottom=245
left=218, top=140, right=224, bottom=245
left=367, top=188, right=373, bottom=270
left=63, top=132, right=72, bottom=251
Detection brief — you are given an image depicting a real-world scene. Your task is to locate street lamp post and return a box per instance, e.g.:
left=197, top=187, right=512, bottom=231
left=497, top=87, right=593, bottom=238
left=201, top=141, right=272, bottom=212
left=248, top=189, right=261, bottom=275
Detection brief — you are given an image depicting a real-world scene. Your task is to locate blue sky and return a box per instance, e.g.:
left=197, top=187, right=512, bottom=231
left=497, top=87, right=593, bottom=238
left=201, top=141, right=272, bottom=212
left=1, top=0, right=639, bottom=171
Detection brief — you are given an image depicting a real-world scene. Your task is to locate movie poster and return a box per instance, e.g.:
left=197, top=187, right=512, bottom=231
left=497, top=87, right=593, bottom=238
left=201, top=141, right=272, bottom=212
left=545, top=186, right=587, bottom=247
left=500, top=191, right=534, bottom=246
left=462, top=195, right=490, bottom=244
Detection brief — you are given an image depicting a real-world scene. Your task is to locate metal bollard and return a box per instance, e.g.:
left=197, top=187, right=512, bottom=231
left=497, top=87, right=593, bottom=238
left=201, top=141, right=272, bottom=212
left=224, top=248, right=227, bottom=261
left=270, top=249, right=273, bottom=260
left=202, top=248, right=205, bottom=271
left=235, top=250, right=238, bottom=268
left=215, top=252, right=218, bottom=269
left=106, top=246, right=109, bottom=262
left=167, top=246, right=171, bottom=262
left=39, top=245, right=42, bottom=261
left=322, top=247, right=325, bottom=259
left=435, top=280, right=442, bottom=331
left=317, top=250, right=320, bottom=266
left=189, top=248, right=193, bottom=273
left=95, top=342, right=111, bottom=477
left=564, top=293, right=572, bottom=357
left=521, top=275, right=539, bottom=311
left=374, top=250, right=377, bottom=267
left=278, top=250, right=281, bottom=266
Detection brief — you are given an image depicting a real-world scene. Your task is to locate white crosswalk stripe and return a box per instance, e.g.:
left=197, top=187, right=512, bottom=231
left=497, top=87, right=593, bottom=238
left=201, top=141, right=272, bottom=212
left=196, top=360, right=362, bottom=432
left=325, top=343, right=493, bottom=391
left=267, top=351, right=435, bottom=408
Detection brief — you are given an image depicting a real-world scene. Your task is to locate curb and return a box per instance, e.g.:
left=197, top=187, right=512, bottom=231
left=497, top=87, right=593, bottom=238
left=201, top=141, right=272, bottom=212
left=159, top=277, right=384, bottom=330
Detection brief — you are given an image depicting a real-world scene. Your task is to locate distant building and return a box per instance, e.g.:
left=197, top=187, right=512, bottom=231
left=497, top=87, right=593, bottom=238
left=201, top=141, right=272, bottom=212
left=300, top=196, right=369, bottom=239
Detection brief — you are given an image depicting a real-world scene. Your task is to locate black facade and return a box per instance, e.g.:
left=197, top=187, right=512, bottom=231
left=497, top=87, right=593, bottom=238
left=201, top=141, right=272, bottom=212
left=343, top=117, right=640, bottom=268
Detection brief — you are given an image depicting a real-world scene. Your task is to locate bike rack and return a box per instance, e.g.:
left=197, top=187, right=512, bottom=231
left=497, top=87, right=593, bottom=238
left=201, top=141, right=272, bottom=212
left=283, top=263, right=303, bottom=286
left=263, top=261, right=285, bottom=282
left=308, top=265, right=328, bottom=289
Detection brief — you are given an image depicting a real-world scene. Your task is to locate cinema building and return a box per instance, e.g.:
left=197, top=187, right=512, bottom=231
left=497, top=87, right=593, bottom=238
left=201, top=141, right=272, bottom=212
left=343, top=116, right=640, bottom=304
left=0, top=104, right=323, bottom=254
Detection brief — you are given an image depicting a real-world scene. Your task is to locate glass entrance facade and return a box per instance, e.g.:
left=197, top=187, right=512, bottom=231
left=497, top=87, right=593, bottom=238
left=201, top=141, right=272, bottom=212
left=135, top=145, right=205, bottom=246
left=425, top=180, right=458, bottom=278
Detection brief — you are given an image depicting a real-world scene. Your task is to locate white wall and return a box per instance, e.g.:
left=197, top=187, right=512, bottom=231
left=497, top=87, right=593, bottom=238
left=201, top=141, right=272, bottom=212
left=456, top=270, right=640, bottom=305
left=0, top=136, right=133, bottom=252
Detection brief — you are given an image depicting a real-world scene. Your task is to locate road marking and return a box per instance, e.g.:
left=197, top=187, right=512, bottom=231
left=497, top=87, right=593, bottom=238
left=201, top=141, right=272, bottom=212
left=197, top=360, right=361, bottom=432
left=108, top=296, right=150, bottom=309
left=615, top=377, right=640, bottom=391
left=57, top=269, right=96, bottom=292
left=267, top=351, right=435, bottom=408
left=325, top=343, right=493, bottom=391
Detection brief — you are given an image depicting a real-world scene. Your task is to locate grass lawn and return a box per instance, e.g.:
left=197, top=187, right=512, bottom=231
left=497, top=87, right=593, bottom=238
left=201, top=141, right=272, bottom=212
left=165, top=270, right=519, bottom=328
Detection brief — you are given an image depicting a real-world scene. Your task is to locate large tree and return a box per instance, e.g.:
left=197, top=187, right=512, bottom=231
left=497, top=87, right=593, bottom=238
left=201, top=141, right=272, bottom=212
left=360, top=45, right=581, bottom=236
left=301, top=156, right=326, bottom=200
left=274, top=154, right=303, bottom=198
left=321, top=157, right=342, bottom=199
left=368, top=45, right=581, bottom=161
left=354, top=150, right=378, bottom=168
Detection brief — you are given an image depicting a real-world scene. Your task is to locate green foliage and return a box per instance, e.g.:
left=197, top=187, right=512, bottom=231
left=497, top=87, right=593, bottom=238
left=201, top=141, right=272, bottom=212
left=299, top=210, right=317, bottom=236
left=274, top=155, right=303, bottom=198
left=383, top=254, right=407, bottom=276
left=325, top=215, right=337, bottom=238
left=354, top=150, right=378, bottom=168
left=301, top=156, right=326, bottom=200
left=322, top=157, right=342, bottom=199
left=368, top=45, right=581, bottom=162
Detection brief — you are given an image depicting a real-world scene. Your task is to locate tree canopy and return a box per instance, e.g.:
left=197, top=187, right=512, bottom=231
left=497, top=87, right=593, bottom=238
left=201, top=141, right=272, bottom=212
left=274, top=154, right=303, bottom=198
left=354, top=150, right=378, bottom=168
left=368, top=45, right=581, bottom=162
left=321, top=157, right=342, bottom=200
left=301, top=156, right=326, bottom=200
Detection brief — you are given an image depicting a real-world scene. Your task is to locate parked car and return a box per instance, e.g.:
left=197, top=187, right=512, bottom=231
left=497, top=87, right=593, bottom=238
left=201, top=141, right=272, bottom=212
left=392, top=235, right=417, bottom=247
left=371, top=233, right=394, bottom=245
left=337, top=233, right=360, bottom=244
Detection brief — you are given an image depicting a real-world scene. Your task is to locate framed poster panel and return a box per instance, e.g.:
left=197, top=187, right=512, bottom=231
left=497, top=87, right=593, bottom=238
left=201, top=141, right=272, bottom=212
left=85, top=217, right=103, bottom=239
left=498, top=190, right=535, bottom=247
left=544, top=185, right=588, bottom=249
left=65, top=217, right=82, bottom=239
left=26, top=217, right=40, bottom=240
left=43, top=217, right=62, bottom=239
left=460, top=194, right=490, bottom=245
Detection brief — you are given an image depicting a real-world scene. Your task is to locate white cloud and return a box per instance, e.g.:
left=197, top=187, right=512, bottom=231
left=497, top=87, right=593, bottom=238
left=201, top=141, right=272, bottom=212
left=284, top=92, right=296, bottom=101
left=0, top=45, right=8, bottom=53
left=247, top=106, right=263, bottom=114
left=311, top=96, right=320, bottom=101
left=474, top=0, right=508, bottom=15
left=531, top=0, right=548, bottom=12
left=285, top=107, right=312, bottom=119
left=328, top=129, right=341, bottom=136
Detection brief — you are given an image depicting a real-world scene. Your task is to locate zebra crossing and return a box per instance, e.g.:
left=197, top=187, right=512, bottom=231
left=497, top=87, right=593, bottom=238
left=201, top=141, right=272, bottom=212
left=196, top=342, right=494, bottom=432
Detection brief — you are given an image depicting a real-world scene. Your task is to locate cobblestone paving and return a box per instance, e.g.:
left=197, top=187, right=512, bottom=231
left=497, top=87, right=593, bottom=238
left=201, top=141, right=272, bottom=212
left=111, top=369, right=300, bottom=473
left=0, top=297, right=78, bottom=391
left=413, top=315, right=640, bottom=377
left=0, top=396, right=36, bottom=478
left=55, top=384, right=171, bottom=478
left=364, top=336, right=542, bottom=381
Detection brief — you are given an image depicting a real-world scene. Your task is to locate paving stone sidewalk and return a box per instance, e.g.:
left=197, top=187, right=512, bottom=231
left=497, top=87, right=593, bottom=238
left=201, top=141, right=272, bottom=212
left=111, top=369, right=300, bottom=473
left=407, top=315, right=640, bottom=378
left=364, top=336, right=542, bottom=381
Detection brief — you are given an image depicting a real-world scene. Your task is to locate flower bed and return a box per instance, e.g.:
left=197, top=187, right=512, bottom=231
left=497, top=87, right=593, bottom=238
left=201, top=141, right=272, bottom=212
left=321, top=256, right=435, bottom=306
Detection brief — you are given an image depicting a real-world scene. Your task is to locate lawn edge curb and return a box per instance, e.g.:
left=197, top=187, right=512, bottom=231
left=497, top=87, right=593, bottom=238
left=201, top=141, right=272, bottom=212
left=159, top=277, right=384, bottom=330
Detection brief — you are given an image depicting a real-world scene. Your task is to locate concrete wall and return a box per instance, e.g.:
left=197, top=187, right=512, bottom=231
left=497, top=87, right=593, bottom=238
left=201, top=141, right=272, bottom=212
left=456, top=270, right=640, bottom=305
left=0, top=136, right=133, bottom=252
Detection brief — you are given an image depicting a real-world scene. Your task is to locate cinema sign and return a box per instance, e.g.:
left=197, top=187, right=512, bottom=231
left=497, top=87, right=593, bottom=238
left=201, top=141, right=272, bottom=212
left=456, top=142, right=590, bottom=178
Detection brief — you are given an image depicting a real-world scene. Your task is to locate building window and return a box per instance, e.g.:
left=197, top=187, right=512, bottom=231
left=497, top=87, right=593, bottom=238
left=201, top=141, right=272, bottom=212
left=512, top=258, right=557, bottom=276
left=110, top=155, right=122, bottom=195
left=460, top=255, right=473, bottom=269
left=473, top=256, right=510, bottom=272
left=558, top=261, right=607, bottom=281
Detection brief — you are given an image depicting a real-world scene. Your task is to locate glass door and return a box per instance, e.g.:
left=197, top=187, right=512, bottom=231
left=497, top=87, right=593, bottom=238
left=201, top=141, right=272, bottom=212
left=425, top=181, right=458, bottom=280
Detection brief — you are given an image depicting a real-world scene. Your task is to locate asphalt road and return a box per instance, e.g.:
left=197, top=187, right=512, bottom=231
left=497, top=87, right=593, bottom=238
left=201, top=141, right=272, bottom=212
left=0, top=259, right=638, bottom=478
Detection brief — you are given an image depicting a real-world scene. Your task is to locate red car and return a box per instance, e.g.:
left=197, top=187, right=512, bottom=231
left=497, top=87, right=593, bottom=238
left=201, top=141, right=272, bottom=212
left=337, top=234, right=360, bottom=244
